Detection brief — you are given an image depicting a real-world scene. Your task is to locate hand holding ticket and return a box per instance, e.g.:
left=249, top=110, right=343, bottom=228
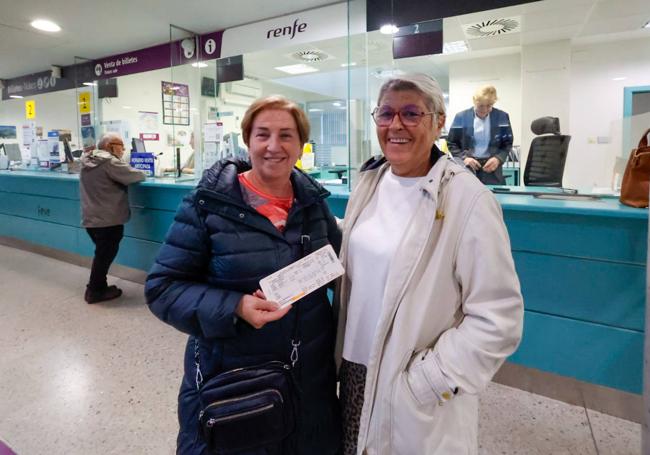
left=260, top=244, right=344, bottom=308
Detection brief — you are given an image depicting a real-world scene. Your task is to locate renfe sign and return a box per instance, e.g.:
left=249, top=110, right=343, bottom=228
left=221, top=2, right=355, bottom=58
left=267, top=19, right=307, bottom=40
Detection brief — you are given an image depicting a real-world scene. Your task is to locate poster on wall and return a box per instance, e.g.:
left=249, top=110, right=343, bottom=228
left=101, top=120, right=130, bottom=143
left=161, top=81, right=190, bottom=126
left=138, top=111, right=159, bottom=141
left=22, top=123, right=35, bottom=146
left=47, top=131, right=60, bottom=167
left=81, top=126, right=96, bottom=151
left=36, top=139, right=49, bottom=167
left=0, top=125, right=17, bottom=139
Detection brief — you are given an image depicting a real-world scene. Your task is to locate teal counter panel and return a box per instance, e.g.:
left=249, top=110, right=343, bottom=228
left=505, top=210, right=646, bottom=264
left=0, top=191, right=81, bottom=226
left=0, top=172, right=80, bottom=200
left=130, top=185, right=191, bottom=212
left=514, top=252, right=645, bottom=331
left=115, top=236, right=162, bottom=271
left=126, top=208, right=176, bottom=243
left=509, top=311, right=643, bottom=394
left=0, top=213, right=82, bottom=254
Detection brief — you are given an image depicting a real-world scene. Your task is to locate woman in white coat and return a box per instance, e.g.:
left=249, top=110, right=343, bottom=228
left=336, top=74, right=524, bottom=455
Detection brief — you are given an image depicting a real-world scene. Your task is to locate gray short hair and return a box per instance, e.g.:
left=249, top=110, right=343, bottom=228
left=376, top=73, right=446, bottom=117
left=97, top=132, right=123, bottom=151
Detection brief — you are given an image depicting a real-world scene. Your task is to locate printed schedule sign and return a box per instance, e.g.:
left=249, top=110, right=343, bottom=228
left=161, top=81, right=190, bottom=126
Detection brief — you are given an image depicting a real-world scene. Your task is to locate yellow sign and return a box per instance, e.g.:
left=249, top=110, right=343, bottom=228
left=78, top=92, right=91, bottom=113
left=25, top=100, right=36, bottom=119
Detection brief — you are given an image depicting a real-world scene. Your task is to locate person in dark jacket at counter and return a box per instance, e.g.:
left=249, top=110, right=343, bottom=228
left=80, top=132, right=146, bottom=304
left=447, top=85, right=513, bottom=185
left=145, top=95, right=342, bottom=455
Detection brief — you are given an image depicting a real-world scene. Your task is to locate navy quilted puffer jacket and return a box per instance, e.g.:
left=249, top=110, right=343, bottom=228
left=145, top=159, right=342, bottom=455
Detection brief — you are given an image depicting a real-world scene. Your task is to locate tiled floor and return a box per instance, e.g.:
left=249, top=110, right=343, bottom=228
left=0, top=245, right=642, bottom=455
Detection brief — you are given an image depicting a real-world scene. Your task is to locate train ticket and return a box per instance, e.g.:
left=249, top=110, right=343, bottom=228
left=259, top=244, right=344, bottom=308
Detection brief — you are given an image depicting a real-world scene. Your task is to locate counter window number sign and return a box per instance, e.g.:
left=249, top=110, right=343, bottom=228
left=79, top=92, right=91, bottom=113
left=25, top=100, right=36, bottom=119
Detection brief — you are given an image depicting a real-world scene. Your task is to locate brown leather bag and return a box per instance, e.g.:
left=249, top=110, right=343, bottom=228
left=620, top=129, right=650, bottom=208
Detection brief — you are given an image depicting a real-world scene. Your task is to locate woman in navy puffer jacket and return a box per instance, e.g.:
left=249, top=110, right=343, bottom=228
left=145, top=96, right=342, bottom=455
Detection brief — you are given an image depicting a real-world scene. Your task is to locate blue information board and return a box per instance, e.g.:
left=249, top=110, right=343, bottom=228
left=130, top=152, right=155, bottom=176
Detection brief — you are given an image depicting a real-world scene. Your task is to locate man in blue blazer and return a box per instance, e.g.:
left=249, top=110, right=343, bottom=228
left=447, top=85, right=513, bottom=185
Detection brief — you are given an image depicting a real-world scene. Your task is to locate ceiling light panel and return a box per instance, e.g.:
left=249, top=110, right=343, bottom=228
left=274, top=64, right=318, bottom=75
left=31, top=19, right=61, bottom=32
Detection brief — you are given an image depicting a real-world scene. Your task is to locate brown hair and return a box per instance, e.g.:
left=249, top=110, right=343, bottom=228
left=240, top=95, right=310, bottom=147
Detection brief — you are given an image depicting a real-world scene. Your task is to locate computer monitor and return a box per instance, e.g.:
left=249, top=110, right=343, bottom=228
left=4, top=143, right=22, bottom=163
left=131, top=138, right=146, bottom=153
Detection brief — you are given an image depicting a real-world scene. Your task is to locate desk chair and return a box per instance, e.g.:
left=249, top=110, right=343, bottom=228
left=523, top=116, right=570, bottom=187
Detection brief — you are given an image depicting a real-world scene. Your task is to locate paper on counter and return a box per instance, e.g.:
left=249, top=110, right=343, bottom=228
left=260, top=244, right=344, bottom=308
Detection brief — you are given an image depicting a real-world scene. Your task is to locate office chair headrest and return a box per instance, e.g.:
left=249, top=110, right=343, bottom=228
left=531, top=116, right=560, bottom=135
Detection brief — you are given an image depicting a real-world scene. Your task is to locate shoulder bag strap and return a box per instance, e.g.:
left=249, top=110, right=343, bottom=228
left=290, top=207, right=310, bottom=368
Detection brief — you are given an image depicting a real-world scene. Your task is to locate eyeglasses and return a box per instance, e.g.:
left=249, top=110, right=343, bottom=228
left=371, top=105, right=435, bottom=127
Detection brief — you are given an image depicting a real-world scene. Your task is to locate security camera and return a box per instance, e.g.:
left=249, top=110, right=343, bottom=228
left=51, top=65, right=62, bottom=79
left=180, top=37, right=196, bottom=59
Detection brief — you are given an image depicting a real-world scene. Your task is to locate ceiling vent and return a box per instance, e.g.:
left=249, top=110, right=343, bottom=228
left=462, top=17, right=521, bottom=39
left=290, top=49, right=331, bottom=63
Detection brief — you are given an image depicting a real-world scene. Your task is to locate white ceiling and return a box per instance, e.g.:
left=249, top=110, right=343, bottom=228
left=1, top=0, right=649, bottom=86
left=0, top=0, right=342, bottom=79
left=229, top=0, right=650, bottom=98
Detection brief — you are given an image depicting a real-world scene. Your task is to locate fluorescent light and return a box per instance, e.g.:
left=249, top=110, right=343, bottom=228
left=612, top=77, right=627, bottom=81
left=122, top=106, right=133, bottom=109
left=82, top=82, right=96, bottom=86
left=443, top=41, right=468, bottom=54
left=308, top=108, right=324, bottom=112
left=274, top=64, right=318, bottom=75
left=340, top=62, right=357, bottom=67
left=333, top=102, right=342, bottom=107
left=380, top=24, right=399, bottom=35
left=191, top=62, right=208, bottom=68
left=9, top=95, right=24, bottom=99
left=371, top=69, right=404, bottom=79
left=31, top=19, right=61, bottom=32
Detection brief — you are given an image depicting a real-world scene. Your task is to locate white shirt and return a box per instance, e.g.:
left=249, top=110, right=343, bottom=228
left=473, top=111, right=491, bottom=158
left=343, top=169, right=423, bottom=366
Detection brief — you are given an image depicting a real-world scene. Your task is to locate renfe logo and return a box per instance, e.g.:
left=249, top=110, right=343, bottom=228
left=267, top=19, right=307, bottom=40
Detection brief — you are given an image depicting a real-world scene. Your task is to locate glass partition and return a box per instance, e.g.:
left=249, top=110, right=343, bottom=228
left=347, top=0, right=650, bottom=192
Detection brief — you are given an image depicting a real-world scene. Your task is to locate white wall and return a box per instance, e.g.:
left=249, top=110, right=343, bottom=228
left=0, top=88, right=80, bottom=161
left=448, top=53, right=523, bottom=146
left=568, top=37, right=650, bottom=189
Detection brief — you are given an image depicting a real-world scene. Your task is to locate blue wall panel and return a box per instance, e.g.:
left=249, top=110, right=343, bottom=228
left=0, top=174, right=80, bottom=200
left=509, top=311, right=643, bottom=394
left=115, top=236, right=162, bottom=271
left=0, top=213, right=82, bottom=254
left=0, top=191, right=81, bottom=226
left=514, top=251, right=645, bottom=331
left=506, top=211, right=646, bottom=264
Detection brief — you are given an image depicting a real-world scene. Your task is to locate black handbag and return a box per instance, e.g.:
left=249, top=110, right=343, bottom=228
left=197, top=359, right=298, bottom=453
left=195, top=210, right=311, bottom=454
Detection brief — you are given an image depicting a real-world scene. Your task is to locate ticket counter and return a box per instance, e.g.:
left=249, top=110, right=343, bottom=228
left=0, top=170, right=646, bottom=422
